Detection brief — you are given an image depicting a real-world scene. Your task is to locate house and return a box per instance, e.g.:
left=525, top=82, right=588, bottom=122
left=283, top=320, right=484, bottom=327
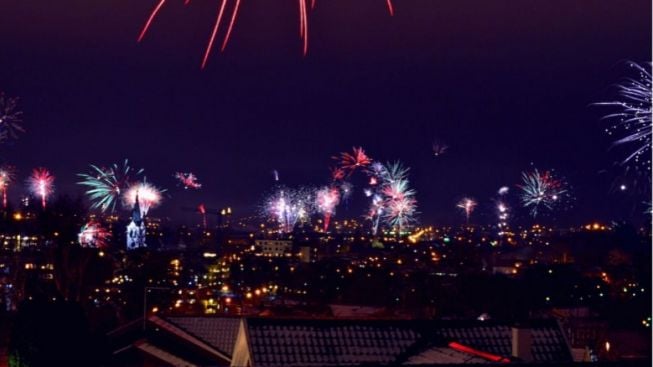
left=109, top=317, right=573, bottom=366
left=230, top=318, right=573, bottom=367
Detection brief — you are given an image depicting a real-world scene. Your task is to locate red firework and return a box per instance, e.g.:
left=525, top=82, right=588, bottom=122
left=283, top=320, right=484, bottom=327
left=330, top=167, right=345, bottom=182
left=138, top=0, right=394, bottom=68
left=334, top=147, right=372, bottom=176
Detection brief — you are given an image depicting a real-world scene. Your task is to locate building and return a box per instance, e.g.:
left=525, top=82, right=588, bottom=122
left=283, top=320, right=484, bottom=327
left=110, top=316, right=574, bottom=367
left=255, top=240, right=291, bottom=257
left=127, top=196, right=146, bottom=250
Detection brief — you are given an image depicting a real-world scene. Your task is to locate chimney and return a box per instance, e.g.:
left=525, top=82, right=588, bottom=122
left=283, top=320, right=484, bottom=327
left=512, top=326, right=533, bottom=362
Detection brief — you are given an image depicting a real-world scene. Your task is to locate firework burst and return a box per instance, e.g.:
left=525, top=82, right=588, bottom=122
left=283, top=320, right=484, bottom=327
left=334, top=147, right=372, bottom=176
left=456, top=197, right=477, bottom=224
left=78, top=221, right=111, bottom=248
left=315, top=186, right=340, bottom=231
left=122, top=181, right=163, bottom=216
left=175, top=172, right=202, bottom=189
left=264, top=186, right=314, bottom=233
left=382, top=177, right=417, bottom=232
left=0, top=166, right=16, bottom=208
left=518, top=168, right=571, bottom=217
left=78, top=160, right=144, bottom=213
left=384, top=195, right=417, bottom=231
left=0, top=92, right=25, bottom=142
left=597, top=62, right=652, bottom=173
left=27, top=168, right=54, bottom=209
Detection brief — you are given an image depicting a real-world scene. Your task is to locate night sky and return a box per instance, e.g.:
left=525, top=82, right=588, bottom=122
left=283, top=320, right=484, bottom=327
left=0, top=0, right=650, bottom=225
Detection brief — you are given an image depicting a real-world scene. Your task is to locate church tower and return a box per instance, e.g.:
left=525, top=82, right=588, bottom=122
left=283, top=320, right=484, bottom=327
left=126, top=194, right=146, bottom=249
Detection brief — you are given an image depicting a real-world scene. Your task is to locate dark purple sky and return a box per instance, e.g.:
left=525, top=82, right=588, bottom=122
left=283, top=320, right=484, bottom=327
left=0, top=0, right=650, bottom=225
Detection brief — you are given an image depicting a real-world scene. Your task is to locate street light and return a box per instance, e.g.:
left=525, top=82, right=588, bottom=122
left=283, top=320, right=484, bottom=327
left=143, top=286, right=169, bottom=330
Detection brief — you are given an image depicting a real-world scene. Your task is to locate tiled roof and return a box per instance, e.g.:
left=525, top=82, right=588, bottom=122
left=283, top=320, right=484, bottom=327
left=166, top=316, right=241, bottom=357
left=435, top=320, right=572, bottom=363
left=134, top=340, right=198, bottom=367
left=243, top=319, right=572, bottom=366
left=404, top=346, right=491, bottom=365
left=246, top=319, right=419, bottom=366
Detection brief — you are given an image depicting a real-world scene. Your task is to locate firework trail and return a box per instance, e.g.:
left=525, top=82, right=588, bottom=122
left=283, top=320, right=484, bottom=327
left=27, top=168, right=54, bottom=209
left=334, top=147, right=372, bottom=176
left=596, top=62, right=652, bottom=174
left=456, top=197, right=477, bottom=224
left=122, top=180, right=163, bottom=216
left=0, top=166, right=15, bottom=208
left=518, top=168, right=571, bottom=217
left=380, top=175, right=417, bottom=233
left=0, top=92, right=25, bottom=142
left=496, top=201, right=509, bottom=234
left=264, top=186, right=313, bottom=233
left=367, top=193, right=385, bottom=235
left=315, top=186, right=340, bottom=231
left=175, top=172, right=202, bottom=189
left=78, top=221, right=111, bottom=248
left=78, top=160, right=144, bottom=213
left=138, top=1, right=394, bottom=67
left=273, top=169, right=280, bottom=182
left=198, top=203, right=208, bottom=229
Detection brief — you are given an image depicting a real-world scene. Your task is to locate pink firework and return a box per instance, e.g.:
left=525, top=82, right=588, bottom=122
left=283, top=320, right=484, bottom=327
left=175, top=172, right=202, bottom=189
left=122, top=181, right=163, bottom=216
left=315, top=186, right=340, bottom=231
left=27, top=168, right=54, bottom=209
left=138, top=1, right=394, bottom=68
left=334, top=147, right=372, bottom=176
left=0, top=165, right=16, bottom=208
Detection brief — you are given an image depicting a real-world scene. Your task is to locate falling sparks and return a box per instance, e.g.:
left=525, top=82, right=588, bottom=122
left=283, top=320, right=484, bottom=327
left=174, top=172, right=202, bottom=189
left=27, top=168, right=54, bottom=209
left=78, top=160, right=144, bottom=213
left=597, top=62, right=652, bottom=174
left=457, top=197, right=477, bottom=224
left=137, top=1, right=395, bottom=68
left=0, top=92, right=25, bottom=142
